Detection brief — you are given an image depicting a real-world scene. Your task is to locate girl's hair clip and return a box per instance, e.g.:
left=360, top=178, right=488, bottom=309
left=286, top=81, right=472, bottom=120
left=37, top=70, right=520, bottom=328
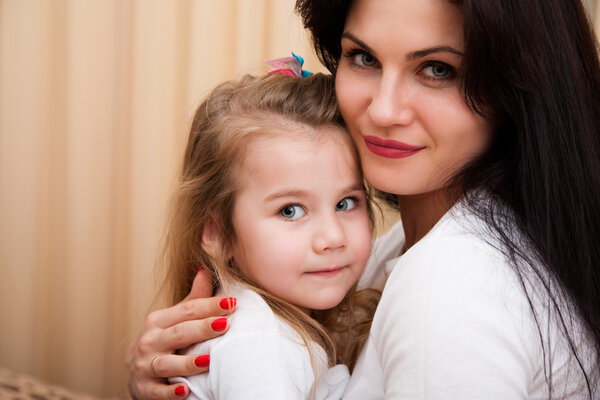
left=265, top=52, right=312, bottom=78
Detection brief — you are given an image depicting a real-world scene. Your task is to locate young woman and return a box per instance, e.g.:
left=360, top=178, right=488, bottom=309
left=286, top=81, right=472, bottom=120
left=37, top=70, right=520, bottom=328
left=127, top=0, right=600, bottom=398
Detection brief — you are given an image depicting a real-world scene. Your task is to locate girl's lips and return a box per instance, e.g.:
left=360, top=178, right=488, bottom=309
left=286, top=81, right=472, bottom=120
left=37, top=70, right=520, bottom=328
left=305, top=266, right=346, bottom=277
left=363, top=135, right=425, bottom=159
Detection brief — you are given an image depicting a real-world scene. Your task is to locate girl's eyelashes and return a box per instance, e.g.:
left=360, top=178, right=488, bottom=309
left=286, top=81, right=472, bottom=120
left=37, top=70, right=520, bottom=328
left=336, top=196, right=359, bottom=212
left=343, top=48, right=379, bottom=69
left=278, top=196, right=361, bottom=220
left=279, top=204, right=305, bottom=220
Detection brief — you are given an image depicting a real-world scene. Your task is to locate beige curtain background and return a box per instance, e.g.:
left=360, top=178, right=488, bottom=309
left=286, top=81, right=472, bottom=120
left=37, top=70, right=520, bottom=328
left=0, top=0, right=598, bottom=398
left=0, top=1, right=325, bottom=398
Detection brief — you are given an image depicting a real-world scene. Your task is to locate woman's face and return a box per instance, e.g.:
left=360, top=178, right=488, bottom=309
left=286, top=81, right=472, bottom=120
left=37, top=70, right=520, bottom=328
left=336, top=0, right=492, bottom=197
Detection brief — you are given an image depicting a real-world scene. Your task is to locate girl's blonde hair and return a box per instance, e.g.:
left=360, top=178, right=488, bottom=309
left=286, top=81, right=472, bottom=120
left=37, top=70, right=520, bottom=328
left=161, top=73, right=380, bottom=370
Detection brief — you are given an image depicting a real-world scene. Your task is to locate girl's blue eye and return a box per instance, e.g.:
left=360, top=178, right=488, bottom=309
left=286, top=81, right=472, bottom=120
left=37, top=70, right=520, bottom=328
left=279, top=205, right=305, bottom=220
left=336, top=198, right=357, bottom=211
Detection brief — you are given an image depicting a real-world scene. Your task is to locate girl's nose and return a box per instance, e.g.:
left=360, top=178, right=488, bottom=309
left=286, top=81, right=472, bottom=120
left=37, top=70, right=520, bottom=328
left=367, top=73, right=415, bottom=127
left=312, top=214, right=347, bottom=253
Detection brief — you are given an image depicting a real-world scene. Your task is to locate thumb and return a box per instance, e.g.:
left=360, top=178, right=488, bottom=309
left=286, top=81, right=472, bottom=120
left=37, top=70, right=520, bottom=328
left=184, top=267, right=213, bottom=301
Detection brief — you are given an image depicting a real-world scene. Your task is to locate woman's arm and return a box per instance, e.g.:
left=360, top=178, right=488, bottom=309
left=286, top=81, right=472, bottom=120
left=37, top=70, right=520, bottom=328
left=172, top=286, right=349, bottom=400
left=126, top=270, right=237, bottom=400
left=176, top=331, right=315, bottom=400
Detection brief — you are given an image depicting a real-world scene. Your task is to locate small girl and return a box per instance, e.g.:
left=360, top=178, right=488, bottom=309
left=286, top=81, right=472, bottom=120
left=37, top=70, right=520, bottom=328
left=161, top=71, right=379, bottom=399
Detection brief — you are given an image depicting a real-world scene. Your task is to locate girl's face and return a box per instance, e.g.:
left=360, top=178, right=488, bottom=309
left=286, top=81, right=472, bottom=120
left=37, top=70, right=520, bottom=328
left=336, top=0, right=492, bottom=197
left=230, top=125, right=371, bottom=312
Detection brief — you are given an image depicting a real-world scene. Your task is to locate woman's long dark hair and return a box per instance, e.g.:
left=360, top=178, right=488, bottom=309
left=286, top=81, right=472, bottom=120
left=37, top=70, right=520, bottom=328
left=297, top=0, right=600, bottom=396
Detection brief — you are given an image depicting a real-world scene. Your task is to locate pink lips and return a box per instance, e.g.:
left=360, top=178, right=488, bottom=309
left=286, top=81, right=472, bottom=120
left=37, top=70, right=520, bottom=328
left=306, top=266, right=346, bottom=277
left=363, top=135, right=425, bottom=159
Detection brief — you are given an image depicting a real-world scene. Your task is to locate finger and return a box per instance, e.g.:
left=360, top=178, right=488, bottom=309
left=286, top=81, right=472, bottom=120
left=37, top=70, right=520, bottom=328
left=160, top=316, right=231, bottom=350
left=183, top=267, right=213, bottom=301
left=128, top=376, right=189, bottom=400
left=145, top=296, right=237, bottom=330
left=150, top=353, right=211, bottom=378
left=170, top=383, right=189, bottom=399
left=143, top=382, right=189, bottom=400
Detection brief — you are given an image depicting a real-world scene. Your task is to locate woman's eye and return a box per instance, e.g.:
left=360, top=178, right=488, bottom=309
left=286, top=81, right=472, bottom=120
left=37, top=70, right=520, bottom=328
left=279, top=205, right=305, bottom=220
left=336, top=197, right=357, bottom=211
left=344, top=49, right=378, bottom=69
left=422, top=62, right=453, bottom=79
left=354, top=52, right=377, bottom=67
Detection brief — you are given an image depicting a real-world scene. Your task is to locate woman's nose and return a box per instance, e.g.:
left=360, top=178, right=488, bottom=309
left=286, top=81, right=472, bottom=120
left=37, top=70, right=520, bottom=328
left=312, top=214, right=347, bottom=253
left=367, top=74, right=415, bottom=127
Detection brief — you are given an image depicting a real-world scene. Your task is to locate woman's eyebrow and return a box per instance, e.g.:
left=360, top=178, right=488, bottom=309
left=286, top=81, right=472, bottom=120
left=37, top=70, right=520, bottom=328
left=341, top=32, right=376, bottom=55
left=342, top=32, right=464, bottom=61
left=406, top=46, right=465, bottom=61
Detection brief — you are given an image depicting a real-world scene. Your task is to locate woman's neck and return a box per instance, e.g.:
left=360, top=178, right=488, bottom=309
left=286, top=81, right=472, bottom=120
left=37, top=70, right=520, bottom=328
left=397, top=189, right=457, bottom=251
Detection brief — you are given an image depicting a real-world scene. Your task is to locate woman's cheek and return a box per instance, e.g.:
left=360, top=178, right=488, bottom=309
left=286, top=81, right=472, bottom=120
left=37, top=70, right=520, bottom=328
left=335, top=70, right=362, bottom=125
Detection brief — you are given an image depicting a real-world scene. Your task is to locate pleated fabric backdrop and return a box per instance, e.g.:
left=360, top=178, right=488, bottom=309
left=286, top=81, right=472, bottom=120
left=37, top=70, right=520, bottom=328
left=0, top=1, right=324, bottom=397
left=0, top=0, right=597, bottom=398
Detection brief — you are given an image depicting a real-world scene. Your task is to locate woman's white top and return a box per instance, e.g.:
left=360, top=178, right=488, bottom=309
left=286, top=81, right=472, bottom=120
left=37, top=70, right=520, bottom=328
left=345, top=201, right=597, bottom=399
left=171, top=283, right=349, bottom=400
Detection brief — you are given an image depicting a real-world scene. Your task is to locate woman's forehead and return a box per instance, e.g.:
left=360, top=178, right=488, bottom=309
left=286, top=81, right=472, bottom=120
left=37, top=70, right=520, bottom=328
left=343, top=0, right=465, bottom=52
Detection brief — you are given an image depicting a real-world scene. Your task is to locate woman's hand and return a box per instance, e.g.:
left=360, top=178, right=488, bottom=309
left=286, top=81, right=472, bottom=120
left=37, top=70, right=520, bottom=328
left=126, top=269, right=237, bottom=399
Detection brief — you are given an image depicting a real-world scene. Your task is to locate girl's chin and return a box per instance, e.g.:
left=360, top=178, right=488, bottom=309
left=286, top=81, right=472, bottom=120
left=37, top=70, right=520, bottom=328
left=300, top=298, right=346, bottom=312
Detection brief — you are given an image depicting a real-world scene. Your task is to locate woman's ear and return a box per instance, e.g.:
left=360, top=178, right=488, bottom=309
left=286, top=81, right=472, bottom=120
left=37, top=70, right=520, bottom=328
left=201, top=218, right=220, bottom=259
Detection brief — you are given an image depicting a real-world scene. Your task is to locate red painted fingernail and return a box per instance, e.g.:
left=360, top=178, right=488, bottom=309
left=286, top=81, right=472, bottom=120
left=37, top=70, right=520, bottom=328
left=196, top=265, right=204, bottom=274
left=195, top=354, right=210, bottom=367
left=174, top=385, right=186, bottom=397
left=211, top=317, right=227, bottom=331
left=219, top=297, right=237, bottom=310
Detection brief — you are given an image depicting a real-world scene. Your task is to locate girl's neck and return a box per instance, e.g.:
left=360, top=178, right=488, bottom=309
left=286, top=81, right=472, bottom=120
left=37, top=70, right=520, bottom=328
left=397, top=189, right=458, bottom=251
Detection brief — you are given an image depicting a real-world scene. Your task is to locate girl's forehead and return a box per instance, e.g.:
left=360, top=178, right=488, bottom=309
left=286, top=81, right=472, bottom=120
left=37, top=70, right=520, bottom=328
left=247, top=120, right=349, bottom=146
left=235, top=128, right=362, bottom=193
left=249, top=124, right=351, bottom=150
left=237, top=124, right=355, bottom=170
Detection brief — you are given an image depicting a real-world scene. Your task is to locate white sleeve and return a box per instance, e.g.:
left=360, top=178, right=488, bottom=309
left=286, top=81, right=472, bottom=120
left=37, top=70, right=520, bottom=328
left=191, top=331, right=312, bottom=400
left=372, top=240, right=537, bottom=399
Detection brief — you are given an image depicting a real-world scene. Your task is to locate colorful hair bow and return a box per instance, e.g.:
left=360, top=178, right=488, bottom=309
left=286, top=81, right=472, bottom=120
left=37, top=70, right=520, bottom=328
left=265, top=52, right=312, bottom=78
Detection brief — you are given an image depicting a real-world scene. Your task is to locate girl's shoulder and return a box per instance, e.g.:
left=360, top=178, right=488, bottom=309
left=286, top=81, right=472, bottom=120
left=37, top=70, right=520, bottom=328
left=174, top=283, right=349, bottom=399
left=218, top=283, right=301, bottom=341
left=179, top=283, right=303, bottom=357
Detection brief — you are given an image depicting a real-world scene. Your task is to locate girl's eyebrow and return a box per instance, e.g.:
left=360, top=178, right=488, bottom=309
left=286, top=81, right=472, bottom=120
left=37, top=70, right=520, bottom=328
left=341, top=32, right=464, bottom=61
left=265, top=189, right=307, bottom=202
left=264, top=184, right=363, bottom=202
